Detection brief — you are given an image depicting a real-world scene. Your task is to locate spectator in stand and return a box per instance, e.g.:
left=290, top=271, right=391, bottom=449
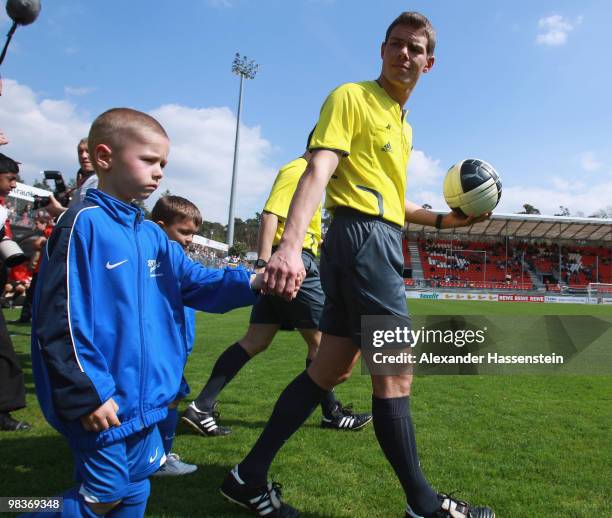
left=0, top=151, right=31, bottom=431
left=4, top=198, right=14, bottom=217
left=17, top=209, right=31, bottom=227
left=46, top=137, right=98, bottom=217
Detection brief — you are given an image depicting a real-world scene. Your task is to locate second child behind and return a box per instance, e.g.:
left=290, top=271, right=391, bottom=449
left=150, top=195, right=204, bottom=477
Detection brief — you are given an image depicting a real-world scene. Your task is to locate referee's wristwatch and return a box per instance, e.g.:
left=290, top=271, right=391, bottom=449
left=254, top=258, right=268, bottom=269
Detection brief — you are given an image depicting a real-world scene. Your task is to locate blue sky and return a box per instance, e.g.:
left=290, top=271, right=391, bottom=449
left=1, top=0, right=610, bottom=223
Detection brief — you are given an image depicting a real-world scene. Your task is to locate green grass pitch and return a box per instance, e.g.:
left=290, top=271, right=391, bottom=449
left=1, top=301, right=610, bottom=517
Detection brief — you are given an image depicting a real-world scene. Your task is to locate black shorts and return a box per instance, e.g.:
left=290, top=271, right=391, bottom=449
left=250, top=251, right=323, bottom=330
left=319, top=208, right=409, bottom=347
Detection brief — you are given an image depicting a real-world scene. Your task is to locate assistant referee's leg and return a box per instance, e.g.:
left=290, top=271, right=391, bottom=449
left=192, top=324, right=279, bottom=412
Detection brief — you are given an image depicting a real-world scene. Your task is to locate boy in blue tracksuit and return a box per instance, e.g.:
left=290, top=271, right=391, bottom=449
left=150, top=194, right=206, bottom=477
left=29, top=108, right=259, bottom=517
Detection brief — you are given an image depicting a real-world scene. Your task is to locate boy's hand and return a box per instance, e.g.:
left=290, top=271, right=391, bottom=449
left=0, top=131, right=8, bottom=146
left=80, top=398, right=120, bottom=432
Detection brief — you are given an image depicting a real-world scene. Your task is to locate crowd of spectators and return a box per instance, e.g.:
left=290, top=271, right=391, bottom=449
left=524, top=242, right=611, bottom=288
left=187, top=244, right=251, bottom=269
left=419, top=238, right=529, bottom=287
left=3, top=199, right=32, bottom=227
left=415, top=237, right=611, bottom=290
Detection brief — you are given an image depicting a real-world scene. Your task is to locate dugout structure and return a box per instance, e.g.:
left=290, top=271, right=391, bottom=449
left=405, top=213, right=612, bottom=293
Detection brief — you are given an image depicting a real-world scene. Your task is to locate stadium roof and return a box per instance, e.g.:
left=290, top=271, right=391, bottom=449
left=407, top=213, right=612, bottom=243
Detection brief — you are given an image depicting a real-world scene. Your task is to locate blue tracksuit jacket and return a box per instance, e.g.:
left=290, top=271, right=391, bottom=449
left=31, top=189, right=256, bottom=448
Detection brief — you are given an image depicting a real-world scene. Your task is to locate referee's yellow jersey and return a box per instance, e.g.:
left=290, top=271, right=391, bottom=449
left=310, top=80, right=413, bottom=227
left=263, top=157, right=322, bottom=255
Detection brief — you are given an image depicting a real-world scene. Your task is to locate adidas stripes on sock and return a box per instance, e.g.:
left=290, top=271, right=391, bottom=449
left=372, top=395, right=440, bottom=517
left=238, top=370, right=326, bottom=486
left=193, top=342, right=251, bottom=411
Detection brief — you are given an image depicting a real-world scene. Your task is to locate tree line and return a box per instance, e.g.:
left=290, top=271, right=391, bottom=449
left=518, top=204, right=612, bottom=218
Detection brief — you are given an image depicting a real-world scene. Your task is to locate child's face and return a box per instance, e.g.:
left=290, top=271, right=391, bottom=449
left=161, top=217, right=199, bottom=250
left=106, top=129, right=169, bottom=202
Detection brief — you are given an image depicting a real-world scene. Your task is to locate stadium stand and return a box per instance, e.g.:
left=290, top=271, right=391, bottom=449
left=417, top=238, right=532, bottom=290
left=404, top=213, right=612, bottom=294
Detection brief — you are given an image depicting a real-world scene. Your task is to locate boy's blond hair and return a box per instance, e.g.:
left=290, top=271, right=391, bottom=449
left=151, top=195, right=203, bottom=227
left=88, top=108, right=168, bottom=170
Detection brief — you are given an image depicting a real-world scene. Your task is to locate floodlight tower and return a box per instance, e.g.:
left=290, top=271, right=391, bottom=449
left=227, top=52, right=259, bottom=247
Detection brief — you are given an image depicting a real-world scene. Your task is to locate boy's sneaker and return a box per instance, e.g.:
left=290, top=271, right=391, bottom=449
left=220, top=465, right=299, bottom=517
left=320, top=401, right=372, bottom=431
left=428, top=494, right=496, bottom=518
left=181, top=401, right=231, bottom=436
left=152, top=453, right=197, bottom=477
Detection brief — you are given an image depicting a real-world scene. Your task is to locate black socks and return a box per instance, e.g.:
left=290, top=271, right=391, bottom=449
left=372, top=395, right=440, bottom=517
left=193, top=342, right=251, bottom=411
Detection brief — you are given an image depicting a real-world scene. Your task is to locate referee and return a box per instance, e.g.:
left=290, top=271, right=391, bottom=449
left=221, top=12, right=495, bottom=518
left=183, top=132, right=371, bottom=436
